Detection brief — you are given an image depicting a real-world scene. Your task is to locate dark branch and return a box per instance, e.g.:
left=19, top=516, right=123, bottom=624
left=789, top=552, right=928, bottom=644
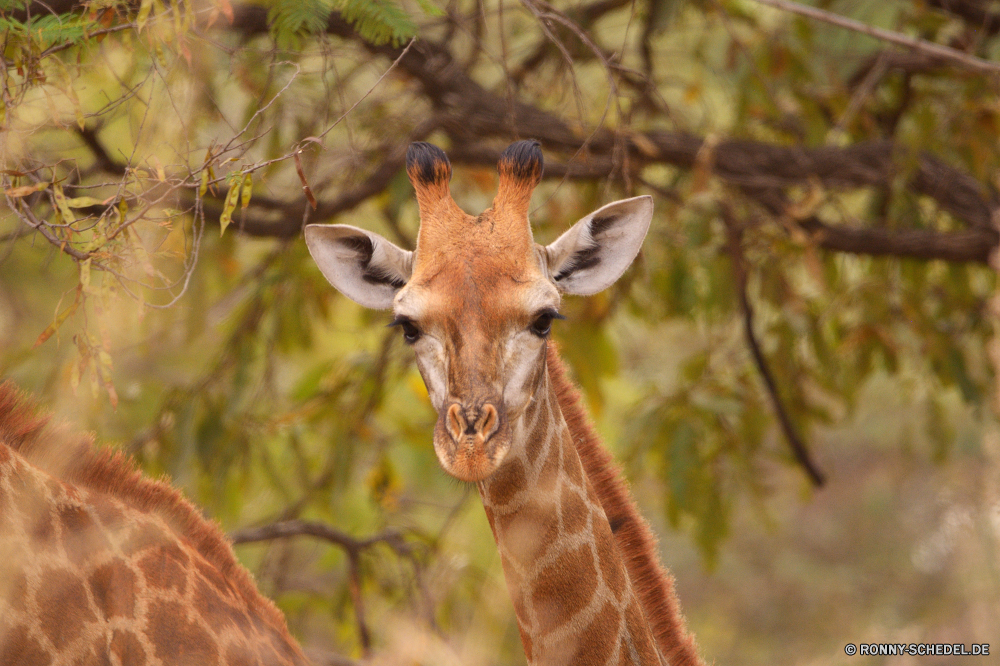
left=76, top=127, right=124, bottom=174
left=748, top=187, right=998, bottom=264
left=721, top=206, right=826, bottom=487
left=231, top=519, right=415, bottom=656
left=799, top=218, right=996, bottom=264
left=509, top=0, right=633, bottom=82
left=847, top=50, right=948, bottom=89
left=19, top=1, right=999, bottom=263
left=230, top=519, right=413, bottom=555
left=925, top=0, right=1000, bottom=37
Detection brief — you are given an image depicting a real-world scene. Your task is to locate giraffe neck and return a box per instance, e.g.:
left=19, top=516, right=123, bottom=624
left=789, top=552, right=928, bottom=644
left=0, top=384, right=307, bottom=666
left=478, top=356, right=663, bottom=666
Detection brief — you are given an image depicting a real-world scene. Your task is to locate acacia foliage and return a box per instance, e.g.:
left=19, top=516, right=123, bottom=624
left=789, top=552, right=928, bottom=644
left=2, top=0, right=1000, bottom=662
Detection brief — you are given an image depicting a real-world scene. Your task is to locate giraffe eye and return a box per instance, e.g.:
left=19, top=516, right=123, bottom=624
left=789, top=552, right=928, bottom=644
left=529, top=310, right=564, bottom=338
left=390, top=317, right=421, bottom=344
left=401, top=321, right=420, bottom=343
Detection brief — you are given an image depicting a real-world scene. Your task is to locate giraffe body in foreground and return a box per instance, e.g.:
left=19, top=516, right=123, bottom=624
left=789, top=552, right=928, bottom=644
left=306, top=140, right=706, bottom=666
left=0, top=386, right=308, bottom=666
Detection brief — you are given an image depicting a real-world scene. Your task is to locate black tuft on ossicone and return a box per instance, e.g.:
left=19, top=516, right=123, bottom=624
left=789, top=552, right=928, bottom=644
left=406, top=142, right=452, bottom=185
left=497, top=140, right=543, bottom=184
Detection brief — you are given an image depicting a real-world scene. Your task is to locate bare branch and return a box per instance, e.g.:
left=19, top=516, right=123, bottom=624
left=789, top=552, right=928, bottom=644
left=510, top=0, right=632, bottom=82
left=76, top=127, right=124, bottom=174
left=231, top=519, right=418, bottom=654
left=748, top=0, right=1000, bottom=75
left=747, top=186, right=999, bottom=264
left=721, top=205, right=826, bottom=487
left=846, top=50, right=947, bottom=89
left=230, top=520, right=414, bottom=557
left=925, top=0, right=1000, bottom=37
left=38, top=22, right=137, bottom=59
left=11, top=0, right=999, bottom=267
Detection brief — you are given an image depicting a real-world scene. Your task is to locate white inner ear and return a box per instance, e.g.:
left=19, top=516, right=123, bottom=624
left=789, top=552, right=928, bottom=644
left=544, top=195, right=653, bottom=296
left=304, top=224, right=413, bottom=310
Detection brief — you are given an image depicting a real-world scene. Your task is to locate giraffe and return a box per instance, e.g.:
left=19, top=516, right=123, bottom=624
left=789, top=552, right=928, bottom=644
left=305, top=140, right=707, bottom=666
left=0, top=384, right=309, bottom=666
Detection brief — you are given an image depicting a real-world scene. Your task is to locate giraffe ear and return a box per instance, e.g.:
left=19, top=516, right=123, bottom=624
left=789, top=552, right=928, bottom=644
left=544, top=196, right=653, bottom=296
left=304, top=224, right=413, bottom=310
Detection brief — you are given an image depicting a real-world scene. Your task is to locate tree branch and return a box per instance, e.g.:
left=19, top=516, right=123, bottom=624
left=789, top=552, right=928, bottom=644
left=925, top=0, right=1000, bottom=37
left=509, top=0, right=632, bottom=82
left=231, top=519, right=416, bottom=656
left=847, top=51, right=947, bottom=89
left=748, top=0, right=1000, bottom=75
left=747, top=186, right=998, bottom=263
left=721, top=205, right=826, bottom=487
left=230, top=519, right=414, bottom=555
left=329, top=30, right=998, bottom=233
left=18, top=1, right=999, bottom=264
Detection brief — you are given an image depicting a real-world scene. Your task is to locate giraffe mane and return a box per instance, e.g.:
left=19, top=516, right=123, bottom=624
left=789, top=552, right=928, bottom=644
left=0, top=381, right=298, bottom=644
left=545, top=346, right=706, bottom=666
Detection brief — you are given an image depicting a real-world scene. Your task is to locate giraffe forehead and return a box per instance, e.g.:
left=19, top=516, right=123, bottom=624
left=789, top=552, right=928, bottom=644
left=411, top=266, right=549, bottom=321
left=403, top=204, right=556, bottom=324
left=417, top=205, right=535, bottom=262
left=399, top=247, right=556, bottom=328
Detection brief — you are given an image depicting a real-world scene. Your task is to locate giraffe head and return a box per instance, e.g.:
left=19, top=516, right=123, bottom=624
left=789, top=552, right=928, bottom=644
left=305, top=141, right=652, bottom=482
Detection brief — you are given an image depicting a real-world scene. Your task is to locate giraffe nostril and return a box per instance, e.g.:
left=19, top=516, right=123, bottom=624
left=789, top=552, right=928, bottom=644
left=446, top=403, right=501, bottom=442
left=446, top=403, right=466, bottom=442
left=478, top=404, right=499, bottom=439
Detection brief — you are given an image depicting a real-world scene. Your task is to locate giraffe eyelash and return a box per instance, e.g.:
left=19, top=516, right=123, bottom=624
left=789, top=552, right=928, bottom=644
left=388, top=316, right=422, bottom=343
left=529, top=309, right=565, bottom=337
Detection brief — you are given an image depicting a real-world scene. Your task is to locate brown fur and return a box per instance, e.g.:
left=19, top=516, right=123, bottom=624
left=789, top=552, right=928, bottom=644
left=0, top=381, right=306, bottom=662
left=546, top=346, right=706, bottom=666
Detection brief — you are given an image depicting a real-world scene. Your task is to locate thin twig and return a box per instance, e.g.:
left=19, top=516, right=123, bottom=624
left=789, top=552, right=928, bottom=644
left=38, top=22, right=137, bottom=59
left=7, top=197, right=90, bottom=261
left=313, top=38, right=415, bottom=143
left=229, top=519, right=414, bottom=557
left=347, top=552, right=371, bottom=656
left=231, top=519, right=415, bottom=655
left=721, top=204, right=826, bottom=487
left=209, top=39, right=415, bottom=185
left=831, top=51, right=890, bottom=140
left=218, top=62, right=302, bottom=159
left=748, top=0, right=1000, bottom=75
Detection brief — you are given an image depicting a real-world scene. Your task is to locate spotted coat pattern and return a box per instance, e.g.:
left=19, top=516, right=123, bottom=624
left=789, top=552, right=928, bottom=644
left=0, top=385, right=309, bottom=666
left=480, top=365, right=663, bottom=665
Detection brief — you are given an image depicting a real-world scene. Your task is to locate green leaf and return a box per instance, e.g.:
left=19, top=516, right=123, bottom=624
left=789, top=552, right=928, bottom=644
left=65, top=196, right=108, bottom=208
left=33, top=286, right=81, bottom=348
left=137, top=0, right=153, bottom=31
left=219, top=177, right=241, bottom=236
left=240, top=172, right=252, bottom=210
left=52, top=183, right=76, bottom=223
left=0, top=13, right=97, bottom=49
left=79, top=258, right=91, bottom=289
left=268, top=0, right=329, bottom=48
left=413, top=0, right=444, bottom=17
left=335, top=0, right=416, bottom=45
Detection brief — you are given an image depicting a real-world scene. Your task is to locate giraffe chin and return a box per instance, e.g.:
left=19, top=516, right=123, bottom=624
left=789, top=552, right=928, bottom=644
left=432, top=426, right=512, bottom=483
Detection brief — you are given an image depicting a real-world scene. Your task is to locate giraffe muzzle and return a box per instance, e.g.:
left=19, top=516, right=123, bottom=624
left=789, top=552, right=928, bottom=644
left=433, top=402, right=510, bottom=482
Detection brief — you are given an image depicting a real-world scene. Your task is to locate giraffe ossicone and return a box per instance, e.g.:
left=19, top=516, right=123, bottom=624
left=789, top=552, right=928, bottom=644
left=305, top=140, right=706, bottom=666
